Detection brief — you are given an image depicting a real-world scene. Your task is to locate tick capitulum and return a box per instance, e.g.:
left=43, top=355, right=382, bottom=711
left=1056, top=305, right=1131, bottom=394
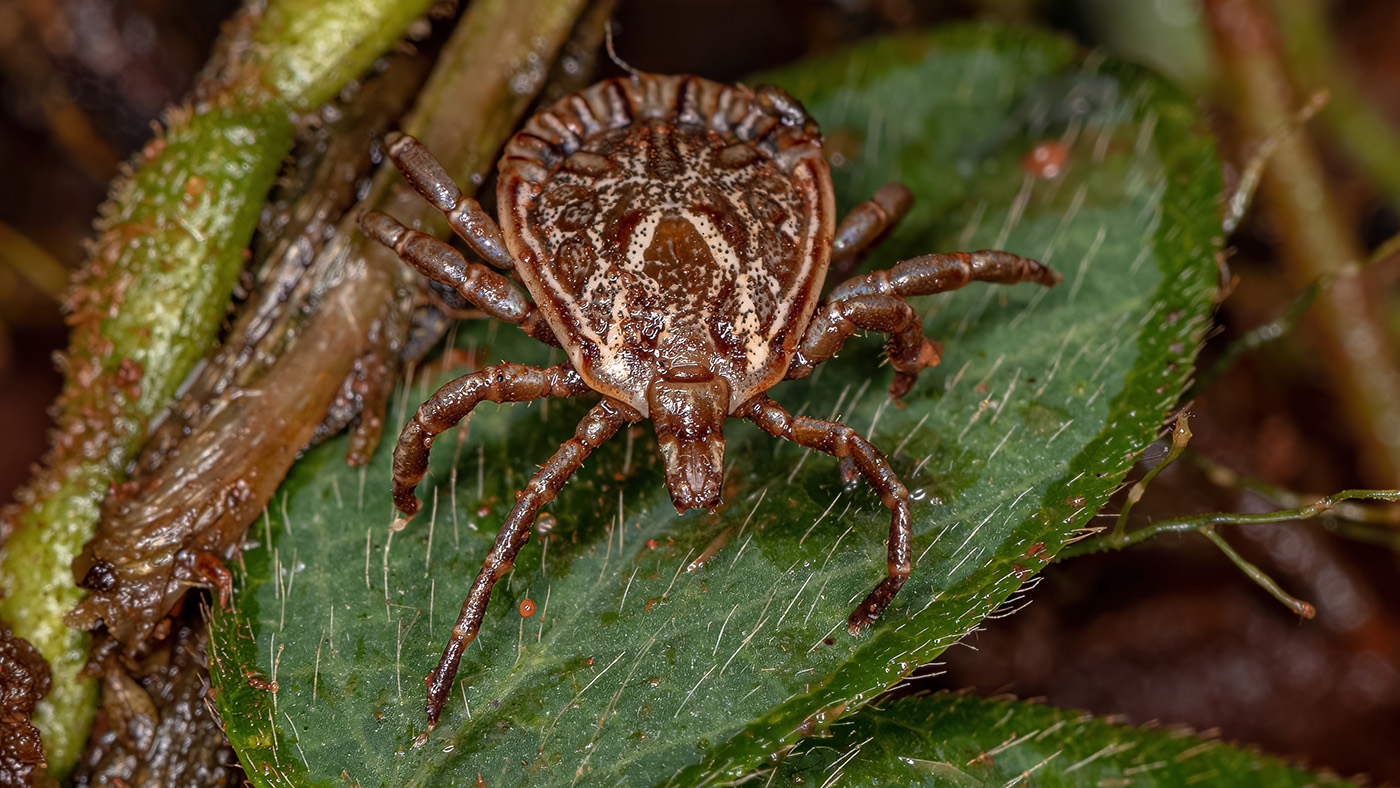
left=361, top=73, right=1061, bottom=728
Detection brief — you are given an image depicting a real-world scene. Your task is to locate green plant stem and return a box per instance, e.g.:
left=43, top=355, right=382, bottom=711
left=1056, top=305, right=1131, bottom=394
left=1204, top=0, right=1400, bottom=488
left=0, top=220, right=68, bottom=300
left=1199, top=526, right=1314, bottom=617
left=0, top=0, right=432, bottom=776
left=1111, top=414, right=1192, bottom=542
left=256, top=0, right=435, bottom=113
left=1191, top=452, right=1400, bottom=550
left=1062, top=489, right=1400, bottom=557
left=1192, top=231, right=1400, bottom=400
left=1221, top=88, right=1329, bottom=234
left=1189, top=274, right=1328, bottom=397
left=1192, top=452, right=1400, bottom=526
left=1062, top=488, right=1400, bottom=617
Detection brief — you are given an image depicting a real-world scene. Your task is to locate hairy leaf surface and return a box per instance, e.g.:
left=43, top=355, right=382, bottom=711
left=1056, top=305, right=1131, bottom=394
left=776, top=694, right=1354, bottom=787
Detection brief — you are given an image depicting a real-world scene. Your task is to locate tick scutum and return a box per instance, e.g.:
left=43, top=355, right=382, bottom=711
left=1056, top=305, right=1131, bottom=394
left=498, top=75, right=836, bottom=415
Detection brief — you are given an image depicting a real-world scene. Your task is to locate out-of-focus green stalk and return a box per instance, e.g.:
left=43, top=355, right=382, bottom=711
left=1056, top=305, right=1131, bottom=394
left=401, top=0, right=600, bottom=205
left=0, top=221, right=69, bottom=300
left=1202, top=0, right=1400, bottom=488
left=0, top=0, right=432, bottom=776
left=1271, top=0, right=1400, bottom=213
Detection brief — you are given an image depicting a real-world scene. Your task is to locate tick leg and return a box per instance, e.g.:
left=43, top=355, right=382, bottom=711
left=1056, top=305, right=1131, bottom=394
left=393, top=363, right=589, bottom=517
left=742, top=395, right=911, bottom=636
left=789, top=293, right=940, bottom=399
left=384, top=132, right=515, bottom=270
left=829, top=182, right=913, bottom=280
left=792, top=250, right=1061, bottom=397
left=194, top=551, right=233, bottom=610
left=426, top=399, right=631, bottom=728
left=829, top=249, right=1062, bottom=302
left=361, top=210, right=556, bottom=345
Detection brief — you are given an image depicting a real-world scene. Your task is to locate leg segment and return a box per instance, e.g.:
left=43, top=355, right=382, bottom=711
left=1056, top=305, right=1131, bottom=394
left=830, top=249, right=1062, bottom=302
left=385, top=132, right=515, bottom=270
left=829, top=182, right=913, bottom=280
left=793, top=250, right=1061, bottom=396
left=361, top=210, right=556, bottom=345
left=426, top=399, right=632, bottom=728
left=392, top=363, right=589, bottom=517
left=788, top=293, right=942, bottom=399
left=742, top=395, right=911, bottom=636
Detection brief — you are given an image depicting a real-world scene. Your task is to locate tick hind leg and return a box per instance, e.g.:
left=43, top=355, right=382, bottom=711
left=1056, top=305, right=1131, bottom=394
left=828, top=182, right=914, bottom=281
left=743, top=395, right=911, bottom=635
left=426, top=400, right=632, bottom=728
left=792, top=250, right=1062, bottom=397
left=392, top=362, right=590, bottom=517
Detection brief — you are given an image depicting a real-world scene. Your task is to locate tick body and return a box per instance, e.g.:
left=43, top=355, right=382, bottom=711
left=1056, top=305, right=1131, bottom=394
left=361, top=73, right=1061, bottom=728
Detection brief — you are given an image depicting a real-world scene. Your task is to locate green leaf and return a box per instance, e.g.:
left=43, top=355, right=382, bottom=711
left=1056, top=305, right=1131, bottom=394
left=776, top=693, right=1355, bottom=786
left=209, top=23, right=1221, bottom=787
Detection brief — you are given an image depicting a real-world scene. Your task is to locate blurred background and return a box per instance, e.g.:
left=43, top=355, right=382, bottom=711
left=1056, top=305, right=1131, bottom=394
left=2, top=0, right=1397, bottom=782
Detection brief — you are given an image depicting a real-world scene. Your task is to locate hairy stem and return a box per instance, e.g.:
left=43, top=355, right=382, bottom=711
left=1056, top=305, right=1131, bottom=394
left=0, top=0, right=434, bottom=774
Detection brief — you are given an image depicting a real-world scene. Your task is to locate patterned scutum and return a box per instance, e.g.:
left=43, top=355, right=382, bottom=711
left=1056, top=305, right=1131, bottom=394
left=538, top=123, right=809, bottom=369
left=498, top=76, right=833, bottom=415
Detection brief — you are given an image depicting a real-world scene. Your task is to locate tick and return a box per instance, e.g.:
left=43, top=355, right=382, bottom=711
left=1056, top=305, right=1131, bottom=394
left=361, top=73, right=1061, bottom=728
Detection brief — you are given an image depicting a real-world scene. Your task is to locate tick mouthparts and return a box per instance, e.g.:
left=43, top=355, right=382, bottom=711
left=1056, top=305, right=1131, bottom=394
left=647, top=375, right=730, bottom=513
left=657, top=433, right=725, bottom=513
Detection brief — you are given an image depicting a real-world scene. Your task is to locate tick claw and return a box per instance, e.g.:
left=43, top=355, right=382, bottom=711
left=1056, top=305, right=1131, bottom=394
left=195, top=551, right=233, bottom=610
left=888, top=374, right=915, bottom=400
left=917, top=338, right=943, bottom=368
left=838, top=456, right=859, bottom=486
left=847, top=602, right=881, bottom=635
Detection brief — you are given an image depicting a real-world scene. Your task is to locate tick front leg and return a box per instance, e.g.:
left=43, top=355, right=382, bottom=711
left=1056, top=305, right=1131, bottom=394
left=426, top=399, right=632, bottom=729
left=361, top=211, right=556, bottom=346
left=829, top=182, right=913, bottom=280
left=742, top=395, right=911, bottom=635
left=384, top=132, right=515, bottom=270
left=393, top=363, right=589, bottom=517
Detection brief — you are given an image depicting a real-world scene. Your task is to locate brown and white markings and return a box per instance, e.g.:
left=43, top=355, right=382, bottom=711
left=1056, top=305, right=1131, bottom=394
left=360, top=73, right=1062, bottom=729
